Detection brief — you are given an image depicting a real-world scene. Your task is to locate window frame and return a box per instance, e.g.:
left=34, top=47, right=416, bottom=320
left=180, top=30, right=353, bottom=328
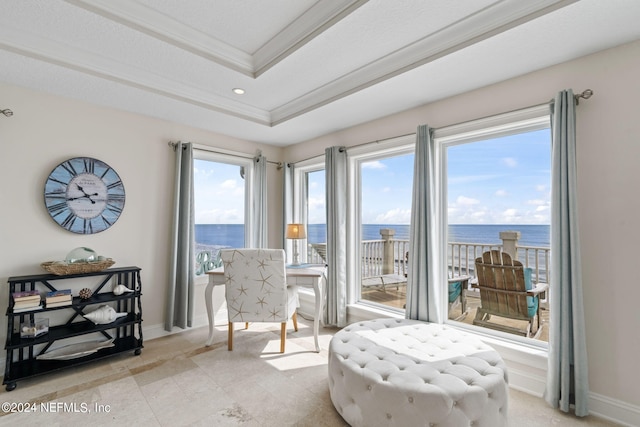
left=347, top=134, right=415, bottom=308
left=193, top=148, right=255, bottom=248
left=434, top=104, right=551, bottom=348
left=293, top=156, right=325, bottom=263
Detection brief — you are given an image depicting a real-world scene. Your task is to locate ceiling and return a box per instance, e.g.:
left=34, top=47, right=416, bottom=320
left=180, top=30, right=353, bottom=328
left=2, top=0, right=640, bottom=147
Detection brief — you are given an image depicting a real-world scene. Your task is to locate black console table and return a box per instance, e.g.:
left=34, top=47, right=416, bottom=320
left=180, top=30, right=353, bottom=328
left=3, top=266, right=143, bottom=391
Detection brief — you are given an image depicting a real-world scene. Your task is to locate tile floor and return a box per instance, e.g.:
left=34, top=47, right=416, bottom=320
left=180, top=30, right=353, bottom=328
left=0, top=317, right=621, bottom=426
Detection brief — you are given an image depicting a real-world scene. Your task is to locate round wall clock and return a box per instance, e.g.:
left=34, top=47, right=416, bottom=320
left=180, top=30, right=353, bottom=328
left=44, top=157, right=125, bottom=234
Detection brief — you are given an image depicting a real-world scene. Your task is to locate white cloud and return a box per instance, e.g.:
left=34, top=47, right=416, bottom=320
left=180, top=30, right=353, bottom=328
left=495, top=189, right=508, bottom=197
left=193, top=166, right=212, bottom=177
left=220, top=179, right=237, bottom=189
left=195, top=208, right=243, bottom=224
left=362, top=160, right=386, bottom=169
left=374, top=208, right=411, bottom=224
left=308, top=196, right=325, bottom=211
left=498, top=208, right=524, bottom=224
left=501, top=157, right=518, bottom=168
left=456, top=195, right=480, bottom=206
left=526, top=199, right=547, bottom=206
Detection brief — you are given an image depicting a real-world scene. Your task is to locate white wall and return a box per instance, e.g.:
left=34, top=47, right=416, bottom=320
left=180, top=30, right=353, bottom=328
left=285, top=40, right=640, bottom=423
left=0, top=83, right=284, bottom=342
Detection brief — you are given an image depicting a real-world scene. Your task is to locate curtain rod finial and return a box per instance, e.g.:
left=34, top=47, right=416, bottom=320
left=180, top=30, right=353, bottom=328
left=575, top=89, right=593, bottom=104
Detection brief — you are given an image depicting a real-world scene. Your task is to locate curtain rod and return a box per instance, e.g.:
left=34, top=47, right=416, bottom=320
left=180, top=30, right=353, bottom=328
left=175, top=88, right=594, bottom=168
left=168, top=141, right=283, bottom=169
left=289, top=89, right=593, bottom=165
left=574, top=89, right=593, bottom=104
left=286, top=131, right=416, bottom=166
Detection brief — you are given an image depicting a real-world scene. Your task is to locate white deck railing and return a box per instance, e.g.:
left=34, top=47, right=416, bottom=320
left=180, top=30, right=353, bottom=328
left=307, top=232, right=550, bottom=286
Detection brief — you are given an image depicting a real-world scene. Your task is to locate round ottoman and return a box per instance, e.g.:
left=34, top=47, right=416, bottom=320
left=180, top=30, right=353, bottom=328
left=328, top=318, right=508, bottom=427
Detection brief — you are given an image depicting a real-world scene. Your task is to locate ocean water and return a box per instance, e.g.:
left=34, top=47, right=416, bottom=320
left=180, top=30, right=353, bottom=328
left=196, top=223, right=549, bottom=249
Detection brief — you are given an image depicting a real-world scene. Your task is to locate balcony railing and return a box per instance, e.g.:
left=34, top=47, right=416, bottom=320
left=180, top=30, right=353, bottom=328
left=307, top=229, right=550, bottom=288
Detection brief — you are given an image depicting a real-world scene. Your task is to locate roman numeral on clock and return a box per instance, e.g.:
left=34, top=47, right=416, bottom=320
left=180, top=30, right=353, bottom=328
left=61, top=212, right=77, bottom=229
left=61, top=160, right=78, bottom=177
left=47, top=202, right=68, bottom=216
left=83, top=158, right=95, bottom=174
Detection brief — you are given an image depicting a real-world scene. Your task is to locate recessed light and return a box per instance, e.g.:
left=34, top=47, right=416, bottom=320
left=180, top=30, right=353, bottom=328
left=232, top=88, right=245, bottom=95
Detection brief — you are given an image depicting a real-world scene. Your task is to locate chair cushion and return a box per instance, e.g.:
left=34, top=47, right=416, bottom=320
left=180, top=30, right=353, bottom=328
left=448, top=281, right=462, bottom=303
left=524, top=268, right=538, bottom=317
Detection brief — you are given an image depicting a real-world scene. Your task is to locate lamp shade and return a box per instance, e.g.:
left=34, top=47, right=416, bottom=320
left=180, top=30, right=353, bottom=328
left=286, top=223, right=306, bottom=239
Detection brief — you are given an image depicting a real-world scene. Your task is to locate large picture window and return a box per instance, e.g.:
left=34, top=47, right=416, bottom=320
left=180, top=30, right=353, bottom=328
left=348, top=135, right=415, bottom=311
left=192, top=151, right=253, bottom=273
left=437, top=106, right=551, bottom=344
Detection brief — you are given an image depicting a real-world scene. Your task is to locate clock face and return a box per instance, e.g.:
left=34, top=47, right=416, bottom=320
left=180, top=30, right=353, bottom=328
left=44, top=157, right=125, bottom=234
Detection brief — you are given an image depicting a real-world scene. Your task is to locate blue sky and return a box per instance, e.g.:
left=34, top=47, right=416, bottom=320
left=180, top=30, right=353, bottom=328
left=446, top=129, right=551, bottom=225
left=193, top=160, right=245, bottom=224
left=194, top=128, right=551, bottom=225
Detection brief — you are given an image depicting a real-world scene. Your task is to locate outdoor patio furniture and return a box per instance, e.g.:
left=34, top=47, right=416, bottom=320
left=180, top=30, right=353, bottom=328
left=448, top=275, right=471, bottom=320
left=361, top=274, right=406, bottom=292
left=473, top=250, right=548, bottom=338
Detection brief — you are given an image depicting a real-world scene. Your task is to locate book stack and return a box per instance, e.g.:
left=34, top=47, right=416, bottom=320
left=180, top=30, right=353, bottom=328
left=45, top=289, right=72, bottom=308
left=12, top=290, right=42, bottom=312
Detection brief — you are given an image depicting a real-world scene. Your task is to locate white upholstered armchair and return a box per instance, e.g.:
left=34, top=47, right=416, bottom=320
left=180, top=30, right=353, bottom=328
left=220, top=248, right=299, bottom=353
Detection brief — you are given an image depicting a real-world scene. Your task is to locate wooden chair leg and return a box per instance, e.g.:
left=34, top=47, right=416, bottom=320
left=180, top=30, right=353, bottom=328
left=228, top=322, right=233, bottom=351
left=292, top=311, right=298, bottom=332
left=280, top=322, right=286, bottom=353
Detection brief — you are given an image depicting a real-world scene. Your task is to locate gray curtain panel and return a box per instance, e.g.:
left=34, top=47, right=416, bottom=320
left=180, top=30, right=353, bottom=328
left=252, top=154, right=268, bottom=248
left=324, top=146, right=347, bottom=327
left=282, top=163, right=294, bottom=255
left=406, top=125, right=442, bottom=322
left=165, top=141, right=195, bottom=331
left=544, top=89, right=589, bottom=416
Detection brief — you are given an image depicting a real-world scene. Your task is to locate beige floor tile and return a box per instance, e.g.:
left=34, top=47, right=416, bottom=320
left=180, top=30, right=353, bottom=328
left=0, top=317, right=623, bottom=426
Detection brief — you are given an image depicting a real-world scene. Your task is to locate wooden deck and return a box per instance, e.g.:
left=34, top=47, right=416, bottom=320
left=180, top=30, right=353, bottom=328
left=361, top=283, right=549, bottom=342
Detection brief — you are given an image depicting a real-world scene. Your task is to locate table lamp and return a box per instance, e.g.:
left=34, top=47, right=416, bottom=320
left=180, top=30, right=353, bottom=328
left=286, top=223, right=306, bottom=266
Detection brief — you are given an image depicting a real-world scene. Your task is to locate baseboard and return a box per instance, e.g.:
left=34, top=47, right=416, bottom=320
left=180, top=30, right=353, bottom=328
left=143, top=310, right=228, bottom=341
left=589, top=392, right=640, bottom=427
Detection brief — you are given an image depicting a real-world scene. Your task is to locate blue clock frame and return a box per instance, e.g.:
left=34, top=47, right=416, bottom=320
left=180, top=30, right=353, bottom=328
left=44, top=157, right=125, bottom=234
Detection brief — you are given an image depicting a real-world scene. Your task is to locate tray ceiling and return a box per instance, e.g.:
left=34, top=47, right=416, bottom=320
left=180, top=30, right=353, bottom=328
left=2, top=0, right=640, bottom=146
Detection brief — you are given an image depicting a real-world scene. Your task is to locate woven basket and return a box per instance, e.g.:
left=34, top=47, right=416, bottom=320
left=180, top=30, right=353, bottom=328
left=41, top=259, right=115, bottom=275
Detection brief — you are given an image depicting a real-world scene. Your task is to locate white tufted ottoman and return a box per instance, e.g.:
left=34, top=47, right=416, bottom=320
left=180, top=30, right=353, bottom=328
left=328, top=318, right=508, bottom=427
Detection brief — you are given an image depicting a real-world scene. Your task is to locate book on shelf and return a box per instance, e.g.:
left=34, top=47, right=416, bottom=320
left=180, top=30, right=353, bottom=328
left=13, top=300, right=43, bottom=308
left=45, top=289, right=72, bottom=298
left=12, top=290, right=41, bottom=302
left=45, top=289, right=72, bottom=304
left=45, top=300, right=72, bottom=308
left=46, top=295, right=72, bottom=304
left=13, top=303, right=43, bottom=313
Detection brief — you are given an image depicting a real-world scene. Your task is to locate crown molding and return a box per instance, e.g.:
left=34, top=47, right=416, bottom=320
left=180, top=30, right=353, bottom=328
left=66, top=0, right=367, bottom=79
left=4, top=0, right=577, bottom=128
left=66, top=0, right=255, bottom=76
left=252, top=0, right=369, bottom=77
left=0, top=25, right=271, bottom=125
left=269, top=0, right=577, bottom=125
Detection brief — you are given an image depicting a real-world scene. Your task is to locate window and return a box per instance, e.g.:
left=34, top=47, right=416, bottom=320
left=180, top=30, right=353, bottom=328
left=437, top=106, right=551, bottom=344
left=193, top=151, right=253, bottom=274
left=349, top=135, right=415, bottom=310
left=294, top=160, right=325, bottom=264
